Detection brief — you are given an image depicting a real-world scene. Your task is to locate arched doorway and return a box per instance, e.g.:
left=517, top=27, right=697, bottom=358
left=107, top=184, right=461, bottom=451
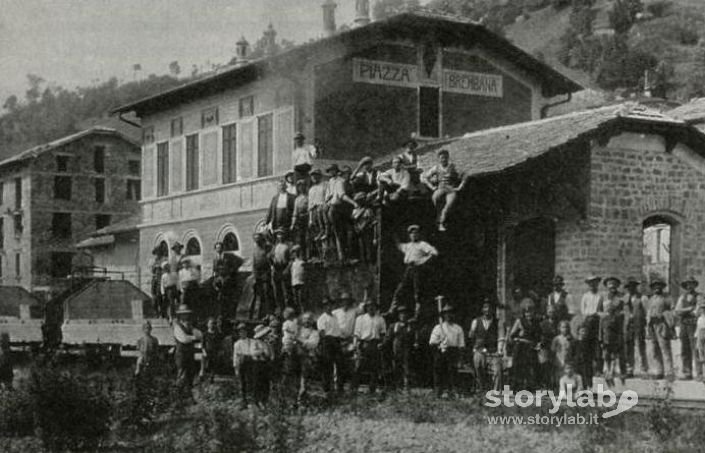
left=506, top=217, right=556, bottom=300
left=642, top=214, right=680, bottom=291
left=185, top=237, right=202, bottom=257
left=222, top=232, right=240, bottom=253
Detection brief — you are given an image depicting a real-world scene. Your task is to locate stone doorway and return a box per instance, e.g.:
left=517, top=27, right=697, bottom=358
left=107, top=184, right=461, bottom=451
left=506, top=217, right=556, bottom=301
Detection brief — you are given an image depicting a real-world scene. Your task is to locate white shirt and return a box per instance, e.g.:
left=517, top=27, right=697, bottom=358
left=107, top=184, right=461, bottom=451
left=429, top=322, right=465, bottom=348
left=173, top=322, right=202, bottom=344
left=292, top=144, right=317, bottom=167
left=333, top=306, right=361, bottom=339
left=399, top=241, right=438, bottom=265
left=378, top=168, right=410, bottom=190
left=276, top=193, right=288, bottom=208
left=298, top=327, right=320, bottom=355
left=354, top=313, right=386, bottom=341
left=291, top=259, right=305, bottom=286
left=581, top=292, right=603, bottom=316
left=317, top=312, right=342, bottom=338
left=282, top=319, right=299, bottom=351
left=233, top=338, right=255, bottom=368
left=696, top=314, right=705, bottom=340
left=308, top=183, right=326, bottom=207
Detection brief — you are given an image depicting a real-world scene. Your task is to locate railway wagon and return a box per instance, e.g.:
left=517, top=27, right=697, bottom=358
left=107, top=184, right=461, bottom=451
left=0, top=286, right=44, bottom=345
left=61, top=280, right=173, bottom=352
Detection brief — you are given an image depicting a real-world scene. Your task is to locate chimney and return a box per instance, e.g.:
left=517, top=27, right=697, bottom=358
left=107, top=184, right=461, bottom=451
left=322, top=0, right=337, bottom=37
left=235, top=36, right=250, bottom=63
left=263, top=23, right=277, bottom=57
left=354, top=0, right=370, bottom=27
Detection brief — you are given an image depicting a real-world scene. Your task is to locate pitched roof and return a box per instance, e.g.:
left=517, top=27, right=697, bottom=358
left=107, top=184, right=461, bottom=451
left=112, top=11, right=581, bottom=116
left=409, top=104, right=705, bottom=179
left=0, top=126, right=140, bottom=169
left=64, top=280, right=151, bottom=320
left=0, top=286, right=41, bottom=318
left=668, top=98, right=705, bottom=124
left=95, top=214, right=141, bottom=236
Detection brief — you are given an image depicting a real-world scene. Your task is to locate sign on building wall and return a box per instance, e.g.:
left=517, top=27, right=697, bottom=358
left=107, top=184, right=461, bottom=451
left=352, top=58, right=419, bottom=88
left=442, top=69, right=503, bottom=97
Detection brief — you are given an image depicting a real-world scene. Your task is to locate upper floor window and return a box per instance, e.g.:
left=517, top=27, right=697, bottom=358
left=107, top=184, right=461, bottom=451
left=186, top=134, right=199, bottom=191
left=171, top=117, right=183, bottom=137
left=128, top=160, right=141, bottom=177
left=94, top=146, right=105, bottom=173
left=95, top=214, right=111, bottom=230
left=239, top=96, right=254, bottom=118
left=201, top=107, right=219, bottom=128
left=13, top=214, right=22, bottom=237
left=56, top=155, right=69, bottom=172
left=51, top=212, right=72, bottom=239
left=257, top=113, right=274, bottom=177
left=222, top=124, right=238, bottom=184
left=94, top=178, right=105, bottom=203
left=54, top=176, right=72, bottom=200
left=14, top=178, right=21, bottom=210
left=0, top=182, right=4, bottom=206
left=127, top=180, right=141, bottom=201
left=156, top=142, right=169, bottom=197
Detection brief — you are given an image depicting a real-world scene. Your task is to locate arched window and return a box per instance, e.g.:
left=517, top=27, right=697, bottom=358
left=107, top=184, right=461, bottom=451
left=643, top=215, right=679, bottom=289
left=186, top=237, right=202, bottom=256
left=222, top=232, right=240, bottom=252
left=156, top=241, right=168, bottom=259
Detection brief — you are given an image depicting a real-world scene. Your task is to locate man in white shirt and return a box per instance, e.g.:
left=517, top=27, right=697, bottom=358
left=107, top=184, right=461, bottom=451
left=351, top=300, right=386, bottom=394
left=429, top=304, right=465, bottom=398
left=173, top=304, right=202, bottom=398
left=292, top=132, right=318, bottom=181
left=378, top=156, right=411, bottom=204
left=333, top=292, right=361, bottom=349
left=233, top=323, right=255, bottom=409
left=326, top=165, right=358, bottom=263
left=388, top=225, right=439, bottom=318
left=317, top=297, right=346, bottom=396
left=581, top=275, right=604, bottom=375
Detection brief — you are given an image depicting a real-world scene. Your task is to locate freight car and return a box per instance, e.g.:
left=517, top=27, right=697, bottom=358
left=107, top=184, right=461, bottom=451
left=0, top=286, right=44, bottom=347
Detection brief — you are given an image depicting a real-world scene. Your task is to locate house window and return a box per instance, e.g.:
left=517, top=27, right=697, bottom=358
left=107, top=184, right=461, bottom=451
left=14, top=178, right=21, bottom=210
left=143, top=126, right=155, bottom=144
left=52, top=213, right=72, bottom=239
left=15, top=253, right=20, bottom=277
left=50, top=252, right=74, bottom=278
left=257, top=113, right=273, bottom=177
left=94, top=146, right=105, bottom=173
left=239, top=96, right=254, bottom=118
left=643, top=215, right=677, bottom=289
left=0, top=182, right=3, bottom=205
left=222, top=124, right=238, bottom=184
left=54, top=176, right=72, bottom=200
left=95, top=214, right=111, bottom=230
left=223, top=232, right=239, bottom=252
left=171, top=117, right=183, bottom=137
left=186, top=237, right=202, bottom=256
left=186, top=134, right=199, bottom=191
left=127, top=180, right=142, bottom=201
left=0, top=218, right=4, bottom=248
left=156, top=142, right=169, bottom=196
left=94, top=178, right=105, bottom=203
left=56, top=155, right=69, bottom=172
left=13, top=214, right=22, bottom=236
left=0, top=256, right=3, bottom=278
left=201, top=107, right=219, bottom=128
left=128, top=160, right=141, bottom=176
left=419, top=86, right=440, bottom=138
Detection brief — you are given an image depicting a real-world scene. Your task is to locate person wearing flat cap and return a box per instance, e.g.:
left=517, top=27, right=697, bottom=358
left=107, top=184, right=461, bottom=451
left=646, top=279, right=674, bottom=379
left=351, top=300, right=387, bottom=395
left=389, top=305, right=418, bottom=391
left=351, top=156, right=378, bottom=199
left=580, top=275, right=605, bottom=376
left=173, top=304, right=203, bottom=397
left=429, top=303, right=465, bottom=398
left=233, top=323, right=255, bottom=409
left=423, top=149, right=468, bottom=232
left=251, top=324, right=275, bottom=406
left=546, top=275, right=573, bottom=322
left=676, top=276, right=701, bottom=379
left=623, top=277, right=648, bottom=376
left=266, top=179, right=296, bottom=237
left=292, top=132, right=319, bottom=182
left=325, top=165, right=359, bottom=263
left=388, top=225, right=438, bottom=318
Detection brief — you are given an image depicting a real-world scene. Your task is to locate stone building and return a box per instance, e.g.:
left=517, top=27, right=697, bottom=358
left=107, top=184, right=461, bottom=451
left=0, top=127, right=142, bottom=298
left=379, top=104, right=705, bottom=318
left=111, top=8, right=581, bottom=296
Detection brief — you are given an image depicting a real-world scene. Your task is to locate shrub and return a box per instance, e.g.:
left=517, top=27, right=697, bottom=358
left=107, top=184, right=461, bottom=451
left=0, top=388, right=34, bottom=437
left=647, top=382, right=679, bottom=443
left=27, top=365, right=112, bottom=452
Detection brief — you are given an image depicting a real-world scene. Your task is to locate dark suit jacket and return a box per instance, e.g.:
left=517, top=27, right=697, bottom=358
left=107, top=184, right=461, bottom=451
left=266, top=192, right=296, bottom=226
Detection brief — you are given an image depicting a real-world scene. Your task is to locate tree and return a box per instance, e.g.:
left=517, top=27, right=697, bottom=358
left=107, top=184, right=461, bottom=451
left=168, top=61, right=181, bottom=77
left=25, top=74, right=45, bottom=104
left=3, top=95, right=18, bottom=112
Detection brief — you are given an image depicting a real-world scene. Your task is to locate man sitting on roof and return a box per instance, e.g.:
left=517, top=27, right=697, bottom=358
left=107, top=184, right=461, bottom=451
left=423, top=149, right=468, bottom=232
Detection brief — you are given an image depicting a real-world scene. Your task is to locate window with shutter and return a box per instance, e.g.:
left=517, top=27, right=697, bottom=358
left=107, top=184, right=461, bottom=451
left=186, top=134, right=199, bottom=191
left=156, top=142, right=169, bottom=196
left=257, top=114, right=273, bottom=177
left=223, top=124, right=238, bottom=184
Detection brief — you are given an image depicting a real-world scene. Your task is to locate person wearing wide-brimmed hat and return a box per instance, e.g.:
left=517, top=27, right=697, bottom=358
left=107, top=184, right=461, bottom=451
left=250, top=233, right=273, bottom=320
left=546, top=275, right=572, bottom=322
left=388, top=225, right=438, bottom=318
left=173, top=304, right=202, bottom=397
left=423, top=148, right=468, bottom=232
left=429, top=303, right=465, bottom=398
left=351, top=300, right=387, bottom=395
left=296, top=312, right=320, bottom=402
left=646, top=279, right=674, bottom=379
left=292, top=132, right=319, bottom=182
left=233, top=323, right=255, bottom=409
left=251, top=324, right=275, bottom=406
left=580, top=275, right=604, bottom=375
left=377, top=155, right=410, bottom=205
left=676, top=276, right=701, bottom=379
left=623, top=277, right=648, bottom=376
left=266, top=179, right=295, bottom=236
left=290, top=180, right=310, bottom=260
left=389, top=305, right=417, bottom=391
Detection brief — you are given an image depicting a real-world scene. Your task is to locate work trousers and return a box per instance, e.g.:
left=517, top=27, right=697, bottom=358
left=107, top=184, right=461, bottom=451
left=431, top=185, right=458, bottom=226
left=351, top=340, right=382, bottom=394
left=433, top=347, right=460, bottom=397
left=474, top=350, right=502, bottom=392
left=647, top=321, right=673, bottom=377
left=680, top=321, right=698, bottom=378
left=319, top=337, right=346, bottom=394
left=390, top=264, right=421, bottom=313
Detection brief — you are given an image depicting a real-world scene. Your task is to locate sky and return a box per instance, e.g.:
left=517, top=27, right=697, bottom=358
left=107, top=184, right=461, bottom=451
left=0, top=0, right=390, bottom=104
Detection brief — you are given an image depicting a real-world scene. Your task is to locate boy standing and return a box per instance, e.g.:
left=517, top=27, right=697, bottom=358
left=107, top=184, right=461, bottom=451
left=135, top=321, right=160, bottom=377
left=352, top=301, right=387, bottom=395
left=623, top=277, right=648, bottom=377
left=200, top=318, right=221, bottom=383
left=389, top=306, right=417, bottom=391
left=271, top=229, right=292, bottom=313
left=559, top=363, right=583, bottom=398
left=570, top=326, right=593, bottom=390
left=233, top=323, right=254, bottom=409
left=551, top=320, right=574, bottom=389
left=600, top=303, right=623, bottom=385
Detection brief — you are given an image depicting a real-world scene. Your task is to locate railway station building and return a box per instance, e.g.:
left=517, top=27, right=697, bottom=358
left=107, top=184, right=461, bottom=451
left=111, top=8, right=581, bottom=301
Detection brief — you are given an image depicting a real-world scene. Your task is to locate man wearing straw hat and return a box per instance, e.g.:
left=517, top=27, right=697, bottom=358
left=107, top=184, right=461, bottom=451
left=252, top=324, right=274, bottom=406
left=173, top=304, right=202, bottom=397
left=580, top=275, right=604, bottom=375
left=646, top=279, right=674, bottom=379
left=676, top=276, right=701, bottom=380
left=429, top=303, right=465, bottom=398
left=351, top=299, right=387, bottom=395
left=317, top=297, right=346, bottom=397
left=623, top=277, right=648, bottom=377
